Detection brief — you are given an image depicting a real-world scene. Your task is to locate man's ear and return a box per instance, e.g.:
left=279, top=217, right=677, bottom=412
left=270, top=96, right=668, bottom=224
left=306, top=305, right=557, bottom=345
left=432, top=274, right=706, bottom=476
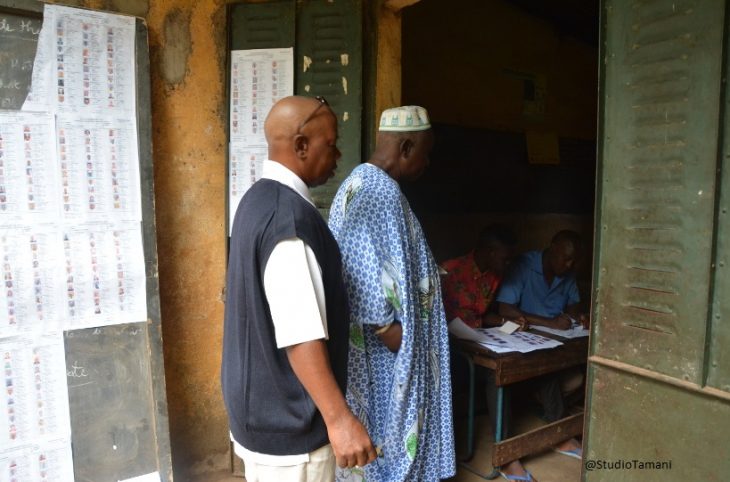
left=294, top=134, right=309, bottom=159
left=399, top=138, right=414, bottom=159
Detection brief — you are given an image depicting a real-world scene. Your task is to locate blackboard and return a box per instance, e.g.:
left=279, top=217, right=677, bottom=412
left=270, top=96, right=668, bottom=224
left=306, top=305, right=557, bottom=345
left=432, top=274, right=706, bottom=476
left=0, top=1, right=172, bottom=481
left=0, top=5, right=41, bottom=109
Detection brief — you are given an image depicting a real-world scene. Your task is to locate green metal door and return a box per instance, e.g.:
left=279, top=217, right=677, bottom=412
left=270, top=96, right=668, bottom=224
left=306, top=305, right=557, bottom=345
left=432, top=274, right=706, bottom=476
left=586, top=0, right=730, bottom=479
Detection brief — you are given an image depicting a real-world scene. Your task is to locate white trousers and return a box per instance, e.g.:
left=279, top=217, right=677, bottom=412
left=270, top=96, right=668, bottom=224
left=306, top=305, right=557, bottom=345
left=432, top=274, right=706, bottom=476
left=241, top=444, right=335, bottom=482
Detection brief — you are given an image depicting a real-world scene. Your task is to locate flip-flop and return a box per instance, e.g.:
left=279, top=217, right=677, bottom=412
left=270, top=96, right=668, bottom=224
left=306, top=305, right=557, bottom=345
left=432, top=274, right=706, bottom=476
left=499, top=470, right=533, bottom=481
left=553, top=447, right=583, bottom=460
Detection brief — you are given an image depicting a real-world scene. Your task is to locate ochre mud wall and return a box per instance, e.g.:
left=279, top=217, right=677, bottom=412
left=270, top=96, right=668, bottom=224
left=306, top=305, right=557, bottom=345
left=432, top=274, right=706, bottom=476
left=146, top=0, right=230, bottom=477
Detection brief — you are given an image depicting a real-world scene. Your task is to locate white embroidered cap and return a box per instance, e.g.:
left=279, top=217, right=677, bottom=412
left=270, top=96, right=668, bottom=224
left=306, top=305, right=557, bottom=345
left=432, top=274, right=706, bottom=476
left=378, top=105, right=431, bottom=132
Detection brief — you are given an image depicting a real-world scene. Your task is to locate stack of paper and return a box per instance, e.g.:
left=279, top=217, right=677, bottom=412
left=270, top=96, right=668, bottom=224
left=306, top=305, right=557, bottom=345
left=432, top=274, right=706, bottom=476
left=448, top=318, right=563, bottom=353
left=531, top=324, right=590, bottom=339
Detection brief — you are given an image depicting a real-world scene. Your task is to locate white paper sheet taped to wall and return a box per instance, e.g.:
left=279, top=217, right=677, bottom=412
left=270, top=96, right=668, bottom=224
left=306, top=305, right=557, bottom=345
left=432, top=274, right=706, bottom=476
left=119, top=472, right=161, bottom=482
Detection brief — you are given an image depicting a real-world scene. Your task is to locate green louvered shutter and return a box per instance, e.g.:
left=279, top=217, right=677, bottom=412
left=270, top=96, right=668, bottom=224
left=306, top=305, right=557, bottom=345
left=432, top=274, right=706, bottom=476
left=708, top=23, right=730, bottom=392
left=585, top=1, right=730, bottom=479
left=296, top=0, right=363, bottom=209
left=229, top=1, right=295, bottom=50
left=592, top=0, right=722, bottom=381
left=228, top=0, right=362, bottom=219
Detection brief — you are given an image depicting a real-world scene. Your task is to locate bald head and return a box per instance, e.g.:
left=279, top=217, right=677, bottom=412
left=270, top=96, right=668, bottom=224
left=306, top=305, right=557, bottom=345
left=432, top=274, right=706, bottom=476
left=265, top=97, right=325, bottom=143
left=264, top=96, right=340, bottom=187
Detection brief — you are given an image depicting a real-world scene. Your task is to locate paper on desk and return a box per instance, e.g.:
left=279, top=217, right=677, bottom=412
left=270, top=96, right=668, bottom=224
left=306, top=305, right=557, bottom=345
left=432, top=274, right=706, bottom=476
left=475, top=328, right=564, bottom=353
left=448, top=318, right=514, bottom=353
left=498, top=321, right=521, bottom=334
left=531, top=324, right=590, bottom=339
left=448, top=317, right=490, bottom=343
left=449, top=318, right=561, bottom=353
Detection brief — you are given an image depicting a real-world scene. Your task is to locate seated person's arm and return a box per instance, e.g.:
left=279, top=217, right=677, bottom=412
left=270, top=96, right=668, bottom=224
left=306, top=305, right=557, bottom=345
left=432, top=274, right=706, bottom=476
left=496, top=255, right=571, bottom=330
left=481, top=312, right=504, bottom=327
left=499, top=302, right=572, bottom=330
left=440, top=266, right=482, bottom=328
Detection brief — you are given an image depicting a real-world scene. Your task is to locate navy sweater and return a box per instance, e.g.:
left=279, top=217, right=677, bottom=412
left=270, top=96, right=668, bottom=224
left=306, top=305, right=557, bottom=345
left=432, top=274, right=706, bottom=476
left=221, top=179, right=349, bottom=455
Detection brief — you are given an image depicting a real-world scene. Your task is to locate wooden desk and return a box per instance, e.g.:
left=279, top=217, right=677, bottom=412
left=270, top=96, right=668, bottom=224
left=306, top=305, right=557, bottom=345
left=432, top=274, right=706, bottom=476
left=453, top=334, right=589, bottom=479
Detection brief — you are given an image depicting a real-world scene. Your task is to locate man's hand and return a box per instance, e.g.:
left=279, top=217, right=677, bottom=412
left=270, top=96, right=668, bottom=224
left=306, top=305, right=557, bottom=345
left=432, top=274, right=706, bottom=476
left=578, top=313, right=590, bottom=329
left=375, top=322, right=402, bottom=352
left=513, top=316, right=529, bottom=331
left=550, top=313, right=572, bottom=330
left=327, top=412, right=377, bottom=468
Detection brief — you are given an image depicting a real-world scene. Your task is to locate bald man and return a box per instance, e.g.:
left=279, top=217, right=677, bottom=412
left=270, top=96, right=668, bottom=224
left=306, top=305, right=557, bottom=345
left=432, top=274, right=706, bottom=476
left=222, top=96, right=375, bottom=482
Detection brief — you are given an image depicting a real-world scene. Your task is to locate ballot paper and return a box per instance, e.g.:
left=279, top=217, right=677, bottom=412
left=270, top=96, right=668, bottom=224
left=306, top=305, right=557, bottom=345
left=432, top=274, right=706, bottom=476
left=475, top=327, right=563, bottom=353
left=3, top=5, right=144, bottom=478
left=448, top=318, right=562, bottom=353
left=448, top=318, right=514, bottom=354
left=119, top=472, right=160, bottom=482
left=448, top=317, right=488, bottom=343
left=498, top=320, right=521, bottom=334
left=531, top=324, right=590, bottom=339
left=228, top=48, right=294, bottom=234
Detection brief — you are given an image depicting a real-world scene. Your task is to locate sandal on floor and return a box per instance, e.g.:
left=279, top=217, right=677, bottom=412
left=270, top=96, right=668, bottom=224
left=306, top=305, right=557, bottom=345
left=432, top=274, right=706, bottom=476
left=499, top=470, right=533, bottom=481
left=553, top=447, right=583, bottom=460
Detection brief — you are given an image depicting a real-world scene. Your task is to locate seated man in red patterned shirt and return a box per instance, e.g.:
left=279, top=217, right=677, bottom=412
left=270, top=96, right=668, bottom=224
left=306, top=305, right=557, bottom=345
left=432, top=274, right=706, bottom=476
left=441, top=224, right=536, bottom=481
left=441, top=224, right=524, bottom=328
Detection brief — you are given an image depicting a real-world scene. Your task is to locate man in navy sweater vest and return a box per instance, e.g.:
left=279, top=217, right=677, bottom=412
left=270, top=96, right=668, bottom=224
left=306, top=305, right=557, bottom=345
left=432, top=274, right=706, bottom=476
left=222, top=96, right=375, bottom=481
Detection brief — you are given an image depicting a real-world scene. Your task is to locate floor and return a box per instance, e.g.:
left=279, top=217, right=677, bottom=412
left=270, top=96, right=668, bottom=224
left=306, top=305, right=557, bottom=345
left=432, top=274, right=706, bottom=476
left=191, top=411, right=582, bottom=482
left=450, top=411, right=582, bottom=482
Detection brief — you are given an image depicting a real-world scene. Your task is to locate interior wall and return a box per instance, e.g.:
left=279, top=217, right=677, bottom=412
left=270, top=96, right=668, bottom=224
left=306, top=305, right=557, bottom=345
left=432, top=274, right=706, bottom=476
left=402, top=0, right=597, bottom=139
left=45, top=0, right=231, bottom=478
left=401, top=0, right=598, bottom=287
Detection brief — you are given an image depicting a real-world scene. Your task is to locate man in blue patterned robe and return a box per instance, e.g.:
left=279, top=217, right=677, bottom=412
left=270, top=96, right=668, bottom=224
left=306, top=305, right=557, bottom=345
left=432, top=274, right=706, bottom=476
left=329, top=106, right=455, bottom=482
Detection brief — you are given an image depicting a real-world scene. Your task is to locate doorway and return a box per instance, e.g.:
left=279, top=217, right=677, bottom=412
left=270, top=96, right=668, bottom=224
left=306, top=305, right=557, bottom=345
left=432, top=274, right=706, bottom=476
left=400, top=1, right=599, bottom=479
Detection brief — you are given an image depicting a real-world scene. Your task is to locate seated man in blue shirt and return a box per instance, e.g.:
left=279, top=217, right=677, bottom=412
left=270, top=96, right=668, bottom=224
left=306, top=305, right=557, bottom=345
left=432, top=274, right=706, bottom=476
left=496, top=230, right=588, bottom=464
left=497, top=230, right=588, bottom=330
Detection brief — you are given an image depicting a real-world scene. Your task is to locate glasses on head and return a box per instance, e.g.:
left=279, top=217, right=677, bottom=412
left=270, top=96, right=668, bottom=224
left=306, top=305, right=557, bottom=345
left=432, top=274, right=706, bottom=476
left=296, top=96, right=329, bottom=135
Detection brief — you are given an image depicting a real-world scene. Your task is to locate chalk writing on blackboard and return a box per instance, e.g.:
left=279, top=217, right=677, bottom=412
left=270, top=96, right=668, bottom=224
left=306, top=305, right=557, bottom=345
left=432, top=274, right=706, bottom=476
left=66, top=361, right=89, bottom=378
left=0, top=12, right=42, bottom=109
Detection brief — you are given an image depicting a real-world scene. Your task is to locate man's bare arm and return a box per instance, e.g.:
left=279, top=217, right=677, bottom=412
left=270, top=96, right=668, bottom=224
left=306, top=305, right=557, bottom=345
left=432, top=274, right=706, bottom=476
left=498, top=302, right=571, bottom=330
left=286, top=340, right=376, bottom=468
